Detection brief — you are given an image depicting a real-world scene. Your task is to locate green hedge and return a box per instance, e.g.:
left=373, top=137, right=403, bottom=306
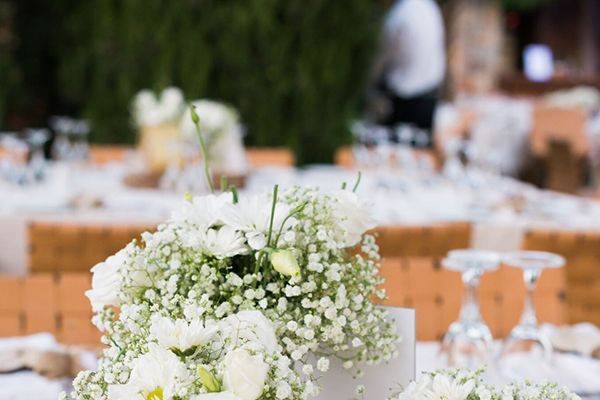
left=1, top=0, right=383, bottom=164
left=1, top=0, right=557, bottom=163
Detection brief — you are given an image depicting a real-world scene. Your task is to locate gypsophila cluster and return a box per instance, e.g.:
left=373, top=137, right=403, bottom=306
left=66, top=185, right=399, bottom=400
left=392, top=368, right=581, bottom=400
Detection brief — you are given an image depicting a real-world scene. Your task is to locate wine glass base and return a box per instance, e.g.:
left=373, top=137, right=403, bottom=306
left=500, top=324, right=553, bottom=362
left=442, top=320, right=494, bottom=368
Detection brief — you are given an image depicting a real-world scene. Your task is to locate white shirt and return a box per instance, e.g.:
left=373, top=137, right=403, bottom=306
left=381, top=0, right=446, bottom=97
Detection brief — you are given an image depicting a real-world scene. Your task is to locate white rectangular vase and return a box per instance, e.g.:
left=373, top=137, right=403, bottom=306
left=316, top=307, right=416, bottom=400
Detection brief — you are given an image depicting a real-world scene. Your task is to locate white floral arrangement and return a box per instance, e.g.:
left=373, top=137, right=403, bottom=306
left=394, top=369, right=581, bottom=400
left=180, top=99, right=248, bottom=176
left=132, top=87, right=186, bottom=127
left=63, top=173, right=399, bottom=399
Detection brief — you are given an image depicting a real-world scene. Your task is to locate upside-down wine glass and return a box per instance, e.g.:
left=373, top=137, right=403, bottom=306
left=441, top=249, right=501, bottom=368
left=500, top=251, right=565, bottom=361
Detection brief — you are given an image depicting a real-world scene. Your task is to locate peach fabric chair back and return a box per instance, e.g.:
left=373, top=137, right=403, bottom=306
left=28, top=222, right=154, bottom=272
left=531, top=105, right=588, bottom=193
left=89, top=145, right=131, bottom=165
left=374, top=223, right=567, bottom=340
left=334, top=146, right=354, bottom=168
left=531, top=105, right=588, bottom=157
left=0, top=273, right=100, bottom=345
left=246, top=147, right=295, bottom=168
left=522, top=228, right=598, bottom=326
left=374, top=223, right=471, bottom=340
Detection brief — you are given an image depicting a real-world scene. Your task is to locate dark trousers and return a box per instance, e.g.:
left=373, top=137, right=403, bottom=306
left=379, top=87, right=439, bottom=148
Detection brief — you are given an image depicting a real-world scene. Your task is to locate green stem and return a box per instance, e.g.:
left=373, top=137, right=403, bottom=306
left=274, top=201, right=307, bottom=246
left=190, top=105, right=215, bottom=193
left=266, top=184, right=279, bottom=247
left=352, top=171, right=362, bottom=192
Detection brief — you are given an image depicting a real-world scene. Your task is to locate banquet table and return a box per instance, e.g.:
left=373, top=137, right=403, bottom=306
left=3, top=332, right=599, bottom=400
left=3, top=162, right=600, bottom=274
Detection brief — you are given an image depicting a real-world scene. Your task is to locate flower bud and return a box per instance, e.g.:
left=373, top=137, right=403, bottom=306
left=270, top=250, right=300, bottom=277
left=198, top=366, right=221, bottom=392
left=190, top=105, right=200, bottom=125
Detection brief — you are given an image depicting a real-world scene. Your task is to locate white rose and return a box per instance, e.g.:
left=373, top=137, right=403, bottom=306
left=219, top=310, right=278, bottom=354
left=222, top=349, right=268, bottom=400
left=150, top=316, right=218, bottom=352
left=330, top=190, right=376, bottom=247
left=85, top=249, right=126, bottom=311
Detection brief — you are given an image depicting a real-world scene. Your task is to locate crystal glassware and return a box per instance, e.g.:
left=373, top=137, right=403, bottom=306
left=500, top=251, right=565, bottom=361
left=24, top=128, right=50, bottom=182
left=441, top=249, right=501, bottom=367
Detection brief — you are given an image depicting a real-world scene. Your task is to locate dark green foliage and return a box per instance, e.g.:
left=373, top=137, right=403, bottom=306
left=2, top=0, right=384, bottom=164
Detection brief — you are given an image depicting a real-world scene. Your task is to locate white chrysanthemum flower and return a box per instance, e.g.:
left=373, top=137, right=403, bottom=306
left=330, top=190, right=376, bottom=247
left=107, top=344, right=189, bottom=400
left=219, top=310, right=278, bottom=354
left=424, top=374, right=475, bottom=400
left=222, top=194, right=292, bottom=250
left=201, top=226, right=248, bottom=259
left=150, top=315, right=218, bottom=352
left=222, top=348, right=269, bottom=400
left=171, top=192, right=232, bottom=228
left=397, top=374, right=432, bottom=400
left=85, top=249, right=126, bottom=311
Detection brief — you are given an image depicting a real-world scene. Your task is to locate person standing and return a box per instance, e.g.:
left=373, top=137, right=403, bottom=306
left=367, top=0, right=446, bottom=148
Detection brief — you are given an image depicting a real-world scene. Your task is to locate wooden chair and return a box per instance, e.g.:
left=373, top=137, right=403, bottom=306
left=246, top=147, right=295, bottom=168
left=28, top=221, right=155, bottom=273
left=530, top=105, right=588, bottom=193
left=334, top=146, right=354, bottom=168
left=0, top=273, right=100, bottom=345
left=374, top=222, right=471, bottom=340
left=522, top=228, right=599, bottom=326
left=89, top=145, right=132, bottom=165
left=374, top=222, right=567, bottom=340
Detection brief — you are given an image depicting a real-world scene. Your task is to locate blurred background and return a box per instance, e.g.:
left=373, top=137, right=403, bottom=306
left=1, top=0, right=600, bottom=398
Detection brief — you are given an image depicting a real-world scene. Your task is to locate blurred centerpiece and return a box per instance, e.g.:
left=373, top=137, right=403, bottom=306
left=130, top=87, right=248, bottom=191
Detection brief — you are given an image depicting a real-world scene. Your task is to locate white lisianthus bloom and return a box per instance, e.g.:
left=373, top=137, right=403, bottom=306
left=201, top=226, right=248, bottom=259
left=107, top=344, right=189, bottom=400
left=171, top=192, right=233, bottom=228
left=424, top=374, right=475, bottom=400
left=220, top=310, right=278, bottom=354
left=270, top=249, right=300, bottom=277
left=222, top=348, right=269, bottom=400
left=150, top=316, right=218, bottom=352
left=222, top=194, right=292, bottom=250
left=330, top=190, right=376, bottom=247
left=85, top=249, right=126, bottom=311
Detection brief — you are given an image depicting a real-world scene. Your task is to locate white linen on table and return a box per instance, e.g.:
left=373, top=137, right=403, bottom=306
left=417, top=341, right=600, bottom=394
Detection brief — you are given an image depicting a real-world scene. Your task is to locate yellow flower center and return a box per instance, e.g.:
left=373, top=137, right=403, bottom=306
left=146, top=387, right=164, bottom=400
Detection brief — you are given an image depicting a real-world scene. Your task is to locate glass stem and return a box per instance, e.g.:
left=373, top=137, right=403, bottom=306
left=520, top=268, right=539, bottom=327
left=460, top=269, right=481, bottom=323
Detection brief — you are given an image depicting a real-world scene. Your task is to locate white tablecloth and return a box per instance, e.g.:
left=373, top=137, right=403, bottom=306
left=2, top=333, right=598, bottom=399
left=3, top=163, right=600, bottom=274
